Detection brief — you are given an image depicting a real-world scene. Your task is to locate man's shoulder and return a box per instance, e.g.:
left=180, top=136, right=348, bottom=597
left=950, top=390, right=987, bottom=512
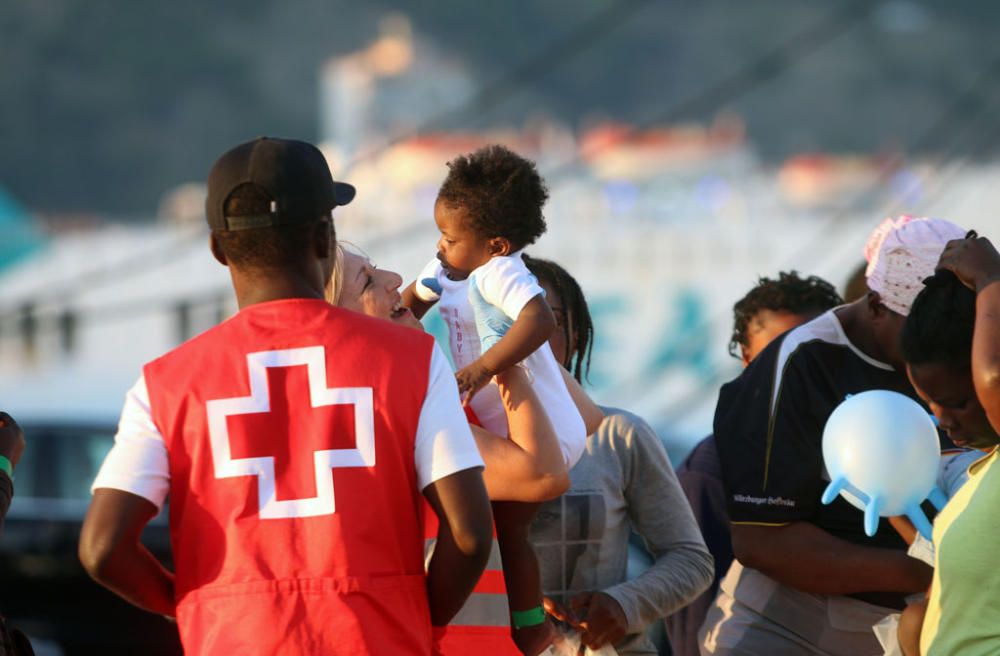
left=777, top=310, right=896, bottom=375
left=595, top=406, right=654, bottom=440
left=732, top=312, right=861, bottom=395
left=591, top=406, right=664, bottom=455
left=766, top=312, right=844, bottom=366
left=146, top=301, right=434, bottom=373
left=713, top=322, right=840, bottom=445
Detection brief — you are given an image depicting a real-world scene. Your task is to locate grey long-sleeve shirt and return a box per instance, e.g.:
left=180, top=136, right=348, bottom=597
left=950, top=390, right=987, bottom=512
left=531, top=407, right=714, bottom=654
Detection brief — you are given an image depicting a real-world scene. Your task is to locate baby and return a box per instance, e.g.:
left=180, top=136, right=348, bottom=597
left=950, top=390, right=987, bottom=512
left=403, top=144, right=586, bottom=654
left=403, top=144, right=586, bottom=466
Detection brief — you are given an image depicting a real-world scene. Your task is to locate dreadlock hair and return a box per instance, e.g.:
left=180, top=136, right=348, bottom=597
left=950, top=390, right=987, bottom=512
left=437, top=145, right=548, bottom=251
left=212, top=183, right=330, bottom=269
left=729, top=271, right=843, bottom=358
left=522, top=254, right=593, bottom=383
left=901, top=270, right=975, bottom=369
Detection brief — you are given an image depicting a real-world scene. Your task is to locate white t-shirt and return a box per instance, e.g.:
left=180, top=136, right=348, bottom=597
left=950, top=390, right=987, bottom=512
left=414, top=253, right=586, bottom=467
left=92, top=345, right=484, bottom=509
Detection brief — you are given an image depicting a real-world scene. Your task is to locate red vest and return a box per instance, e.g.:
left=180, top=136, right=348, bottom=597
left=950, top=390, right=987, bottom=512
left=424, top=513, right=519, bottom=655
left=144, top=299, right=435, bottom=655
left=425, top=407, right=520, bottom=656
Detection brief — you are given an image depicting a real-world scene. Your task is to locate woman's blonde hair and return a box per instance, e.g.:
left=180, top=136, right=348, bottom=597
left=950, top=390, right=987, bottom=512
left=325, top=241, right=367, bottom=306
left=325, top=243, right=347, bottom=305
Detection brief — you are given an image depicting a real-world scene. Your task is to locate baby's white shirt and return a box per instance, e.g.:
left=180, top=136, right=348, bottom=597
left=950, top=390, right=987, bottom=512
left=414, top=252, right=586, bottom=467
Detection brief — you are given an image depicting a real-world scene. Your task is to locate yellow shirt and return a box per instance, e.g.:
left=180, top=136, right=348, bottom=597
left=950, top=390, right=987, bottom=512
left=922, top=447, right=1000, bottom=655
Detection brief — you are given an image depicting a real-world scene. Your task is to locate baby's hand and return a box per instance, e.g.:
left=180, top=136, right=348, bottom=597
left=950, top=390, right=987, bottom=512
left=455, top=360, right=493, bottom=405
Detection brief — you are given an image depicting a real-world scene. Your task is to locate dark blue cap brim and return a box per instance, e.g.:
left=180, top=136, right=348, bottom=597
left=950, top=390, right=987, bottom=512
left=334, top=182, right=356, bottom=207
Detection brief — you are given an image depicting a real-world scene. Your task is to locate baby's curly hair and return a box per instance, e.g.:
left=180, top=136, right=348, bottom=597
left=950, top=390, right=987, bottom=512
left=729, top=271, right=843, bottom=358
left=437, top=145, right=549, bottom=250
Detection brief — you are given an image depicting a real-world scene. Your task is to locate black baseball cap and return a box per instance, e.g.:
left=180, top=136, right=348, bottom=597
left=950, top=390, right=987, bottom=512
left=205, top=137, right=356, bottom=231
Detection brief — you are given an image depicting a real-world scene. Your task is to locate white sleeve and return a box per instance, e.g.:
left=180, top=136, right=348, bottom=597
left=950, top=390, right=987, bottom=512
left=413, top=257, right=444, bottom=303
left=907, top=531, right=935, bottom=566
left=91, top=375, right=170, bottom=510
left=476, top=254, right=545, bottom=319
left=414, top=345, right=485, bottom=490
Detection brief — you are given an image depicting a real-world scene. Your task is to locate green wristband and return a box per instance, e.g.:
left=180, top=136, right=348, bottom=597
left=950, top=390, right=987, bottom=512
left=0, top=456, right=12, bottom=480
left=511, top=606, right=546, bottom=629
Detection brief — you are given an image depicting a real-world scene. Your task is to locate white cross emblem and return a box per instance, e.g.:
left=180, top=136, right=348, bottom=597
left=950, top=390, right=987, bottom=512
left=206, top=346, right=375, bottom=519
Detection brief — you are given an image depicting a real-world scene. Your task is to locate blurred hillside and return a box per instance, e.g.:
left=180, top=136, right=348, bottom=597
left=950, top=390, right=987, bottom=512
left=2, top=0, right=999, bottom=215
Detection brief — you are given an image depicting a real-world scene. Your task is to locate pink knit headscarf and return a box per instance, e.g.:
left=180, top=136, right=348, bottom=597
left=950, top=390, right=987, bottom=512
left=864, top=215, right=967, bottom=316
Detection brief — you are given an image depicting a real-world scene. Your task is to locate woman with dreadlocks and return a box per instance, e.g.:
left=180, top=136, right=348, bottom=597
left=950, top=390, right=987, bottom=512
left=522, top=255, right=713, bottom=655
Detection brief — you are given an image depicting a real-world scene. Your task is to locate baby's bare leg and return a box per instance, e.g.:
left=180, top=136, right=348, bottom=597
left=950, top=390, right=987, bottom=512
left=493, top=500, right=555, bottom=656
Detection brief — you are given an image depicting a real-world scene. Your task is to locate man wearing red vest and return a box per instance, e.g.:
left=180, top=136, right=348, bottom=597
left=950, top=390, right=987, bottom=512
left=79, top=137, right=493, bottom=655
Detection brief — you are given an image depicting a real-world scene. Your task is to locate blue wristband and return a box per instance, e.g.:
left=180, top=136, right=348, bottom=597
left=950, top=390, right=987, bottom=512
left=0, top=455, right=12, bottom=480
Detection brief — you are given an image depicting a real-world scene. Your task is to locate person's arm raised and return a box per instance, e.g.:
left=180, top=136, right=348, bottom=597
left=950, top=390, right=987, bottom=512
left=559, top=368, right=604, bottom=435
left=79, top=489, right=176, bottom=616
left=423, top=468, right=493, bottom=626
left=477, top=294, right=555, bottom=375
left=731, top=521, right=931, bottom=595
left=402, top=280, right=437, bottom=320
left=472, top=366, right=569, bottom=502
left=974, top=281, right=1000, bottom=432
left=457, top=294, right=555, bottom=402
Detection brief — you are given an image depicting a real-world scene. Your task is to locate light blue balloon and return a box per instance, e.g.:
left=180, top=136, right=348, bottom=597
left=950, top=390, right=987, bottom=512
left=821, top=390, right=944, bottom=540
